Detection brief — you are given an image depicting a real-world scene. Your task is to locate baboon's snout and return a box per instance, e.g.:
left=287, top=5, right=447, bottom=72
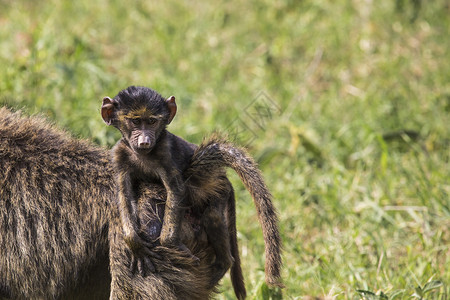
left=138, top=135, right=151, bottom=149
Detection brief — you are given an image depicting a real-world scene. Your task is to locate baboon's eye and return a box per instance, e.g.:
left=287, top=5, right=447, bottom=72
left=130, top=118, right=141, bottom=126
left=148, top=118, right=157, bottom=125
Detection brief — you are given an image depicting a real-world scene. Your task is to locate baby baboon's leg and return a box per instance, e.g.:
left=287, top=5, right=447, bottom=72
left=202, top=201, right=234, bottom=288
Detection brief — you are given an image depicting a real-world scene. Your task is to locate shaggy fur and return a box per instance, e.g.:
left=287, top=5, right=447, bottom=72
left=109, top=183, right=217, bottom=300
left=0, top=107, right=112, bottom=299
left=186, top=136, right=284, bottom=290
left=103, top=86, right=282, bottom=299
left=0, top=106, right=282, bottom=299
left=0, top=107, right=218, bottom=299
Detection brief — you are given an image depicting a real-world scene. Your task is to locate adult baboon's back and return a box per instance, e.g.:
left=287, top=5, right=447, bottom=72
left=0, top=107, right=112, bottom=299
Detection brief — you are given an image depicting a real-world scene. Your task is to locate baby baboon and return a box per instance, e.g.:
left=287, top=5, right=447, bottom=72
left=102, top=88, right=198, bottom=274
left=102, top=86, right=283, bottom=298
left=0, top=107, right=219, bottom=299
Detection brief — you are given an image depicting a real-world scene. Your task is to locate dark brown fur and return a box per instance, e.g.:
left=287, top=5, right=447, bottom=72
left=102, top=87, right=200, bottom=273
left=0, top=100, right=282, bottom=299
left=0, top=107, right=112, bottom=299
left=185, top=136, right=284, bottom=291
left=0, top=107, right=219, bottom=299
left=109, top=183, right=218, bottom=300
left=103, top=86, right=282, bottom=299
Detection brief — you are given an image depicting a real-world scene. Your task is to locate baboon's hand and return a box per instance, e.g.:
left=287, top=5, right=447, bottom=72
left=176, top=242, right=200, bottom=265
left=124, top=231, right=162, bottom=276
left=160, top=236, right=200, bottom=264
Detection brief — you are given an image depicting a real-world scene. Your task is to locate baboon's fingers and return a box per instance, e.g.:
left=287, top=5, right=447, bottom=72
left=177, top=243, right=200, bottom=264
left=142, top=247, right=162, bottom=260
left=138, top=236, right=155, bottom=249
left=143, top=256, right=156, bottom=273
left=129, top=255, right=137, bottom=274
left=136, top=258, right=146, bottom=277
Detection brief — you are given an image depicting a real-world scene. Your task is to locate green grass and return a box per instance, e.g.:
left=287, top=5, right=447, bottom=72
left=1, top=0, right=449, bottom=298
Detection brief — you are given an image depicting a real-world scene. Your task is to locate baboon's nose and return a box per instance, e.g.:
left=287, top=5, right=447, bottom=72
left=138, top=136, right=151, bottom=148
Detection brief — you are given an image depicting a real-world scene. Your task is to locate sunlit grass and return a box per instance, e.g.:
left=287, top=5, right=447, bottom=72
left=1, top=0, right=449, bottom=298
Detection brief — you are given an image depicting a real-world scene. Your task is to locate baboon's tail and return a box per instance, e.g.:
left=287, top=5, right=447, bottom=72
left=187, top=136, right=284, bottom=289
left=228, top=190, right=246, bottom=300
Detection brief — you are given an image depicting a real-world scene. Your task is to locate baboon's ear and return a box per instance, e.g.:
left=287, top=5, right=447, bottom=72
left=101, top=97, right=116, bottom=126
left=166, top=96, right=177, bottom=124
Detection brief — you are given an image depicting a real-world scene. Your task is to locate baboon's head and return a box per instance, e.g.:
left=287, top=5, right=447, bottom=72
left=101, top=86, right=176, bottom=154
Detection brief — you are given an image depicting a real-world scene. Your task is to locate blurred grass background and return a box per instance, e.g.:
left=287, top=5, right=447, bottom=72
left=1, top=0, right=449, bottom=298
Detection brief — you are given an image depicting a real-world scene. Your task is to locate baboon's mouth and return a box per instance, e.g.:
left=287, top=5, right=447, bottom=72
left=134, top=147, right=153, bottom=155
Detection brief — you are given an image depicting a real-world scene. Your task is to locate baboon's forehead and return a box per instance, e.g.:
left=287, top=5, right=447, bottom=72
left=118, top=106, right=164, bottom=120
